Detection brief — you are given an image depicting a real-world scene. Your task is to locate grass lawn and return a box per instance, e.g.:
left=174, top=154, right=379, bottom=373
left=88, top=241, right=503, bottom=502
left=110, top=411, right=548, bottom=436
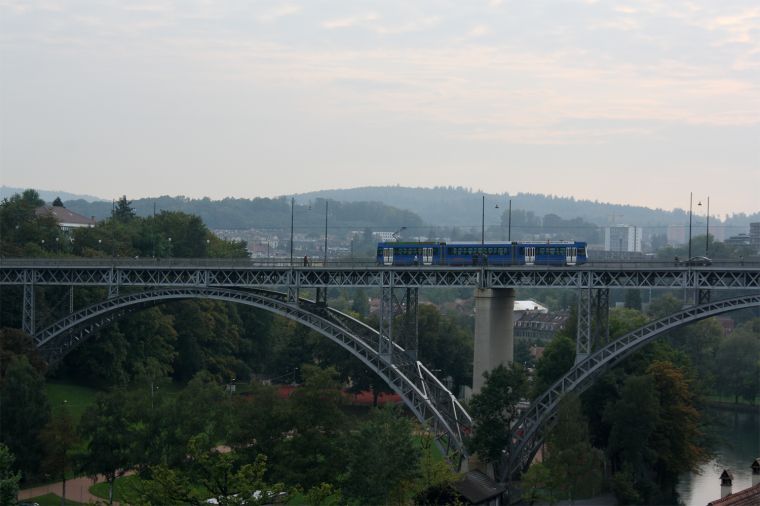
left=45, top=381, right=99, bottom=421
left=22, top=493, right=85, bottom=506
left=89, top=474, right=143, bottom=502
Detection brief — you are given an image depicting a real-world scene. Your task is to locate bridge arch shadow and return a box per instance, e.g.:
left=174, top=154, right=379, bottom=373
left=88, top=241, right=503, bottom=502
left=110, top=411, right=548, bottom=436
left=35, top=286, right=472, bottom=467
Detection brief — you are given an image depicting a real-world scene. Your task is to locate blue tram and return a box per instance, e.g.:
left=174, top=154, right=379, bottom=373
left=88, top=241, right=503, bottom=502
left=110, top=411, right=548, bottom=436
left=376, top=241, right=588, bottom=266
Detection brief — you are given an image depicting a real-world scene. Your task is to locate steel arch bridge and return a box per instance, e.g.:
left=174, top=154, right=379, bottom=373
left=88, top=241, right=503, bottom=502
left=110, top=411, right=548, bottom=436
left=33, top=286, right=473, bottom=467
left=499, top=293, right=760, bottom=482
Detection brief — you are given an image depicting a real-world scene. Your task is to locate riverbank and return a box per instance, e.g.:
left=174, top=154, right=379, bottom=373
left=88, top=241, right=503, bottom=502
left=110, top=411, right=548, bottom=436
left=706, top=400, right=760, bottom=414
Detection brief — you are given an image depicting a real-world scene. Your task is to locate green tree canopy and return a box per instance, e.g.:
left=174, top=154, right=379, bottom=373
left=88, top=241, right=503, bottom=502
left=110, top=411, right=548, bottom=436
left=467, top=364, right=528, bottom=465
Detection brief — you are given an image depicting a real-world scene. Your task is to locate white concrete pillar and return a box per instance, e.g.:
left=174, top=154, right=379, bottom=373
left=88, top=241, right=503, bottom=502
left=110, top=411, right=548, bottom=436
left=473, top=288, right=515, bottom=394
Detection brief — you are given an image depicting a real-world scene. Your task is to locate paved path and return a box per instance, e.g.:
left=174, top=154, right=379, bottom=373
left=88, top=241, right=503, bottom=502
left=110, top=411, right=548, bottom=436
left=18, top=472, right=133, bottom=505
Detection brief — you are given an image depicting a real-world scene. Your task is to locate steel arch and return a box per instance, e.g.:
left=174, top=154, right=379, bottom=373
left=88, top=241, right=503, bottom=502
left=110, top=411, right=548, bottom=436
left=500, top=294, right=760, bottom=482
left=35, top=286, right=473, bottom=467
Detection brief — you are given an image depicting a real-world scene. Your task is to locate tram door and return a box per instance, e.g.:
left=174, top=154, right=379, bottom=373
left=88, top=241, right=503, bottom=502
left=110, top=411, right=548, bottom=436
left=422, top=247, right=433, bottom=265
left=383, top=248, right=394, bottom=266
left=565, top=247, right=577, bottom=266
left=525, top=247, right=536, bottom=265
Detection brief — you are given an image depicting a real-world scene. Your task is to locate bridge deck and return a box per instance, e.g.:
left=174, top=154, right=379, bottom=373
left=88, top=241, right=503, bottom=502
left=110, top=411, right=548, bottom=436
left=1, top=259, right=759, bottom=289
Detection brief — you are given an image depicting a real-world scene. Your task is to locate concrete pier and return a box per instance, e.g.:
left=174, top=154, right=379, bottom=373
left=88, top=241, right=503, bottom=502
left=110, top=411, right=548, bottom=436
left=473, top=287, right=515, bottom=394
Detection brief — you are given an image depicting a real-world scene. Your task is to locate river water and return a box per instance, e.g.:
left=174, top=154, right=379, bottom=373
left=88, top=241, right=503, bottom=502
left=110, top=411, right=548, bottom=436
left=676, top=408, right=759, bottom=506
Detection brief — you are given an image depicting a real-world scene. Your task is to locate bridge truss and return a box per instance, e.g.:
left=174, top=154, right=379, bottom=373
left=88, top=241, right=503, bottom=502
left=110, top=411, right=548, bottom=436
left=3, top=260, right=760, bottom=476
left=499, top=293, right=760, bottom=482
left=33, top=286, right=473, bottom=468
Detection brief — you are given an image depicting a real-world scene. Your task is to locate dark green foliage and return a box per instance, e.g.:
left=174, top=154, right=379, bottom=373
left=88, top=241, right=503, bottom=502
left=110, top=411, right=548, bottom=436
left=544, top=395, right=603, bottom=501
left=715, top=325, right=760, bottom=403
left=0, top=356, right=51, bottom=479
left=342, top=406, right=420, bottom=504
left=467, top=364, right=528, bottom=465
left=520, top=462, right=553, bottom=506
left=604, top=374, right=660, bottom=503
left=0, top=189, right=61, bottom=256
left=39, top=407, right=79, bottom=503
left=0, top=443, right=20, bottom=506
left=78, top=389, right=135, bottom=504
left=271, top=365, right=347, bottom=489
left=417, top=304, right=473, bottom=390
left=127, top=438, right=284, bottom=506
left=532, top=333, right=575, bottom=398
left=112, top=195, right=136, bottom=222
left=0, top=328, right=46, bottom=377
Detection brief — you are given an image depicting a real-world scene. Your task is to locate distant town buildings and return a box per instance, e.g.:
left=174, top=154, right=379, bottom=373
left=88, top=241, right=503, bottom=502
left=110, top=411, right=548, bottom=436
left=750, top=222, right=760, bottom=253
left=604, top=225, right=643, bottom=253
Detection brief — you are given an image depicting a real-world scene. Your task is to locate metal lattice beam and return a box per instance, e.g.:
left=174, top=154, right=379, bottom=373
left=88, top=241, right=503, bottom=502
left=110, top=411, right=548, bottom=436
left=22, top=282, right=35, bottom=336
left=2, top=261, right=759, bottom=290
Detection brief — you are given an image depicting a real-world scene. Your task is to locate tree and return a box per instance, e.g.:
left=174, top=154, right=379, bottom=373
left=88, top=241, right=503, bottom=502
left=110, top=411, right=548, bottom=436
left=0, top=444, right=20, bottom=506
left=715, top=332, right=760, bottom=403
left=467, top=364, right=528, bottom=466
left=544, top=395, right=603, bottom=502
left=0, top=328, right=47, bottom=377
left=78, top=389, right=135, bottom=505
left=532, top=334, right=575, bottom=398
left=40, top=407, right=79, bottom=506
left=127, top=438, right=284, bottom=506
left=0, top=355, right=51, bottom=479
left=604, top=374, right=660, bottom=504
left=272, top=365, right=347, bottom=489
left=520, top=463, right=554, bottom=506
left=647, top=360, right=707, bottom=496
left=113, top=195, right=136, bottom=222
left=52, top=196, right=65, bottom=207
left=342, top=406, right=421, bottom=504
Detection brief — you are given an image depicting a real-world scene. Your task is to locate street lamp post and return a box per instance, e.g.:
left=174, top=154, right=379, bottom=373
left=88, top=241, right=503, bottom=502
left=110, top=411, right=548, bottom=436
left=508, top=199, right=512, bottom=241
left=323, top=200, right=328, bottom=266
left=481, top=195, right=485, bottom=245
left=289, top=197, right=294, bottom=266
left=688, top=192, right=693, bottom=261
left=705, top=196, right=710, bottom=256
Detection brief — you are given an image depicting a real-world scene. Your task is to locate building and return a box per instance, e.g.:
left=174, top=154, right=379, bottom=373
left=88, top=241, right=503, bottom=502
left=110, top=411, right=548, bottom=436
left=374, top=231, right=397, bottom=242
left=707, top=461, right=760, bottom=505
left=749, top=223, right=760, bottom=252
left=35, top=205, right=96, bottom=232
left=514, top=311, right=569, bottom=342
left=725, top=234, right=751, bottom=247
left=605, top=225, right=643, bottom=253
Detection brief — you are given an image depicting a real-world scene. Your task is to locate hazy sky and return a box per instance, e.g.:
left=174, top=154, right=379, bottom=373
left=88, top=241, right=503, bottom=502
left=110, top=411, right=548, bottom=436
left=1, top=0, right=758, bottom=217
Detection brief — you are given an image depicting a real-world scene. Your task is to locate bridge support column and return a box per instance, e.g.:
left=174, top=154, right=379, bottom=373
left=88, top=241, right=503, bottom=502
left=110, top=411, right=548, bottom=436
left=594, top=288, right=610, bottom=350
left=576, top=286, right=592, bottom=363
left=473, top=288, right=515, bottom=394
left=379, top=272, right=395, bottom=358
left=23, top=282, right=35, bottom=336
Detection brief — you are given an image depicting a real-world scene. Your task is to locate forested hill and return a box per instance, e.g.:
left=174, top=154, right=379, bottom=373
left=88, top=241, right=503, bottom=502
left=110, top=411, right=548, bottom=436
left=299, top=186, right=759, bottom=230
left=63, top=195, right=424, bottom=231
left=19, top=185, right=760, bottom=232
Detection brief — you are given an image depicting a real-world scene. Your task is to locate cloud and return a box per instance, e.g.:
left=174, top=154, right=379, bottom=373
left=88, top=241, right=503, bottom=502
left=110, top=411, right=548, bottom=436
left=468, top=24, right=491, bottom=37
left=258, top=4, right=302, bottom=23
left=322, top=12, right=379, bottom=30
